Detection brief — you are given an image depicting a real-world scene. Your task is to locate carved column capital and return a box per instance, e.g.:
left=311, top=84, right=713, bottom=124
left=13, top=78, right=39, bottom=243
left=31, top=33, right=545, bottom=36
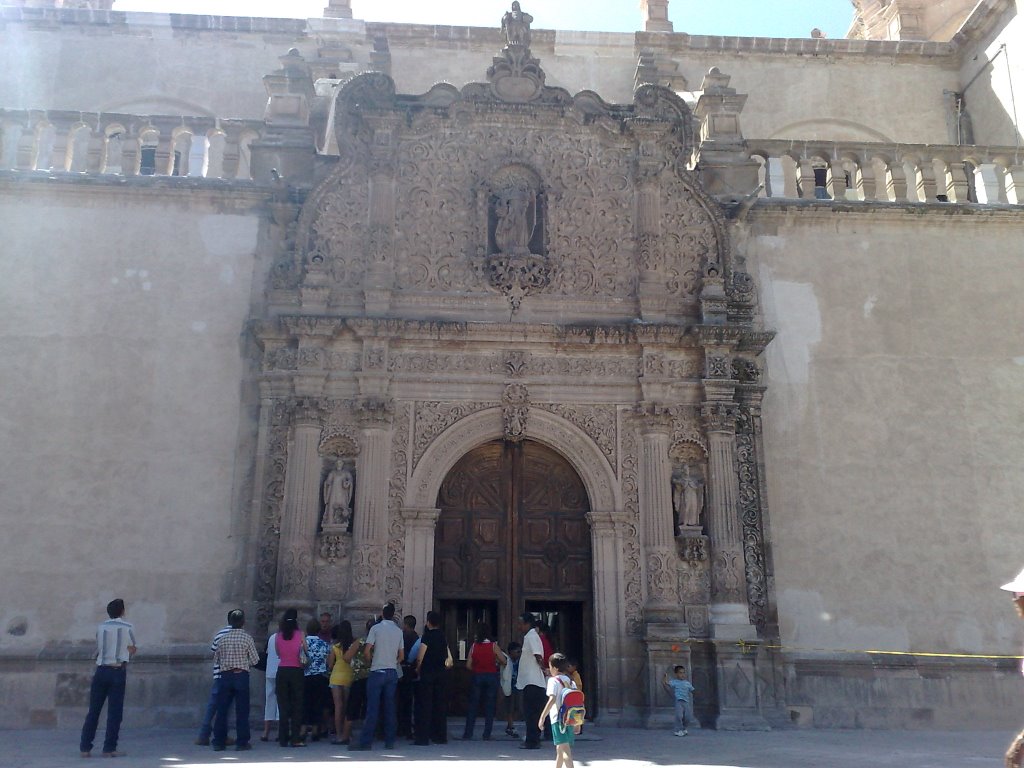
left=634, top=401, right=674, bottom=433
left=400, top=507, right=441, bottom=529
left=355, top=395, right=395, bottom=428
left=702, top=402, right=737, bottom=435
left=289, top=396, right=329, bottom=426
left=586, top=509, right=629, bottom=535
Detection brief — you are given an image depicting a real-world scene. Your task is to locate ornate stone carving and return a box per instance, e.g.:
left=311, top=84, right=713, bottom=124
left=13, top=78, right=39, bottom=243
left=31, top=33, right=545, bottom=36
left=413, top=401, right=498, bottom=465
left=677, top=534, right=709, bottom=562
left=390, top=352, right=504, bottom=375
left=679, top=557, right=712, bottom=604
left=319, top=532, right=351, bottom=562
left=502, top=383, right=530, bottom=442
left=480, top=251, right=552, bottom=312
left=254, top=402, right=291, bottom=629
left=530, top=356, right=641, bottom=379
left=319, top=419, right=360, bottom=458
left=350, top=543, right=385, bottom=596
left=736, top=411, right=770, bottom=632
left=646, top=548, right=679, bottom=604
left=489, top=3, right=546, bottom=103
left=685, top=604, right=710, bottom=637
left=505, top=350, right=529, bottom=378
left=706, top=354, right=731, bottom=379
left=711, top=546, right=746, bottom=605
left=733, top=358, right=761, bottom=384
left=702, top=402, right=738, bottom=434
left=536, top=403, right=616, bottom=463
left=620, top=426, right=644, bottom=635
left=385, top=403, right=412, bottom=605
left=354, top=396, right=395, bottom=427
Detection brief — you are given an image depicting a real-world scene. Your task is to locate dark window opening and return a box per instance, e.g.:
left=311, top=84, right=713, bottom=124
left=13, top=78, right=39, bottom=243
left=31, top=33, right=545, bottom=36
left=139, top=146, right=156, bottom=176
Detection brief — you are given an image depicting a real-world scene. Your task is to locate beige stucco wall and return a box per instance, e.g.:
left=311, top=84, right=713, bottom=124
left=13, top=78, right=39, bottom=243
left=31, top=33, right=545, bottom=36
left=0, top=11, right=958, bottom=145
left=744, top=206, right=1024, bottom=658
left=0, top=183, right=261, bottom=652
left=957, top=1, right=1023, bottom=146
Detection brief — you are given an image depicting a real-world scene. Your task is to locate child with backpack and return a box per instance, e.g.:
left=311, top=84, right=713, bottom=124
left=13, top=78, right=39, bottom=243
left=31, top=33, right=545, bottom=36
left=538, top=653, right=585, bottom=768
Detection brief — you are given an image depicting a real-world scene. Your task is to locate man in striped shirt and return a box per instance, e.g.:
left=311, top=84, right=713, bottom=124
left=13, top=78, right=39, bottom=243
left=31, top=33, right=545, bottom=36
left=211, top=609, right=260, bottom=752
left=79, top=598, right=137, bottom=758
left=194, top=622, right=233, bottom=746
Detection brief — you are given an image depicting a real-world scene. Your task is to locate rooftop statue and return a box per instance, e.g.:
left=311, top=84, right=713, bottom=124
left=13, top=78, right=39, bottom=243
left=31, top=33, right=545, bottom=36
left=501, top=2, right=533, bottom=48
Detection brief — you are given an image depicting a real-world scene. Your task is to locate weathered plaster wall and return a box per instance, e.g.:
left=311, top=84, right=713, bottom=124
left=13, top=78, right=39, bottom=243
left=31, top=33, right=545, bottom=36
left=744, top=206, right=1024, bottom=659
left=0, top=10, right=958, bottom=145
left=0, top=182, right=261, bottom=654
left=956, top=1, right=1023, bottom=146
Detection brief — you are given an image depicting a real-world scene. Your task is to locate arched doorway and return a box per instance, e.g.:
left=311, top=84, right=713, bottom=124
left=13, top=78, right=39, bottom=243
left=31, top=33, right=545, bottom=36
left=433, top=439, right=594, bottom=714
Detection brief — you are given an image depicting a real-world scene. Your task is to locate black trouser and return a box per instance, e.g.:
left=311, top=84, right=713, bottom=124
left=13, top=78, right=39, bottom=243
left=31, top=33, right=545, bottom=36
left=397, top=675, right=415, bottom=737
left=275, top=667, right=304, bottom=746
left=414, top=672, right=448, bottom=744
left=521, top=684, right=546, bottom=747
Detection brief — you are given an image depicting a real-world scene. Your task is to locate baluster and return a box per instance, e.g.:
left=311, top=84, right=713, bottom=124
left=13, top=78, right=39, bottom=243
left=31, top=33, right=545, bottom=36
left=975, top=163, right=1006, bottom=204
left=886, top=159, right=908, bottom=202
left=859, top=155, right=878, bottom=200
left=0, top=121, right=23, bottom=170
left=797, top=158, right=817, bottom=199
left=16, top=125, right=37, bottom=170
left=829, top=160, right=848, bottom=200
left=221, top=126, right=241, bottom=179
left=1003, top=165, right=1024, bottom=204
left=945, top=160, right=970, bottom=203
left=917, top=158, right=939, bottom=202
left=780, top=155, right=798, bottom=198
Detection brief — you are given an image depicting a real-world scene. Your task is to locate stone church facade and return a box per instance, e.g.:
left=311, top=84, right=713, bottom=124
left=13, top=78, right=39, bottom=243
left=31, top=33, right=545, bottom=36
left=1, top=0, right=1023, bottom=731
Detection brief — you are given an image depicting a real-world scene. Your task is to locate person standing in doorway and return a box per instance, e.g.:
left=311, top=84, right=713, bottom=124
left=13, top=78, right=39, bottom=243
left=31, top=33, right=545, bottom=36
left=516, top=612, right=547, bottom=750
left=461, top=622, right=507, bottom=740
left=210, top=609, right=259, bottom=752
left=397, top=614, right=419, bottom=739
left=1002, top=567, right=1024, bottom=768
left=195, top=619, right=232, bottom=746
left=413, top=610, right=451, bottom=746
left=501, top=641, right=522, bottom=738
left=79, top=598, right=137, bottom=758
left=351, top=603, right=403, bottom=751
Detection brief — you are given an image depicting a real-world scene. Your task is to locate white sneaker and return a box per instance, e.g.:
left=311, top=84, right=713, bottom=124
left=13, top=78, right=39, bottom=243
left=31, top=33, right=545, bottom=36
left=682, top=730, right=689, bottom=737
left=673, top=730, right=685, bottom=737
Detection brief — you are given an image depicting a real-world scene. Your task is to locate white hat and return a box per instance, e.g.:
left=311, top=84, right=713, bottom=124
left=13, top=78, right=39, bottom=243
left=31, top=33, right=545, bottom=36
left=1000, top=567, right=1024, bottom=593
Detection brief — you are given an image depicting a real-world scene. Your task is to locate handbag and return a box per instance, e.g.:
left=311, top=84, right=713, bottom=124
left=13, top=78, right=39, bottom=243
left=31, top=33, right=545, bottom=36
left=254, top=650, right=268, bottom=672
left=444, top=646, right=454, bottom=670
left=299, top=638, right=310, bottom=668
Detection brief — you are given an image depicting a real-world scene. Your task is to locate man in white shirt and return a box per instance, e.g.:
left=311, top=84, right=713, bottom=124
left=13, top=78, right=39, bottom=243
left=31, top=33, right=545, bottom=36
left=79, top=598, right=137, bottom=758
left=515, top=612, right=546, bottom=749
left=352, top=602, right=404, bottom=751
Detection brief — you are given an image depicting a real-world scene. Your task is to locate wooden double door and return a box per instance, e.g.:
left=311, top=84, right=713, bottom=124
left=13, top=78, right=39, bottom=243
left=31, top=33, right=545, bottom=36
left=433, top=440, right=594, bottom=710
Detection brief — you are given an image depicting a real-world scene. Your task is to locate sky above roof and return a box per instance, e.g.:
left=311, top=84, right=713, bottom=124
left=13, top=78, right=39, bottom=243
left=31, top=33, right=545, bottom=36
left=112, top=0, right=856, bottom=39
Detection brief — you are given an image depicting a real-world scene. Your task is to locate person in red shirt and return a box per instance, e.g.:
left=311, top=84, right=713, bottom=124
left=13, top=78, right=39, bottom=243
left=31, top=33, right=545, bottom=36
left=536, top=620, right=554, bottom=666
left=460, top=623, right=508, bottom=740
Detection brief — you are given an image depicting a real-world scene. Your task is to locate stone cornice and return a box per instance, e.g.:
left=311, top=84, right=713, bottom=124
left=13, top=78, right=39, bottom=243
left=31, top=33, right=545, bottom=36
left=746, top=198, right=1024, bottom=226
left=950, top=0, right=1014, bottom=52
left=0, top=170, right=269, bottom=208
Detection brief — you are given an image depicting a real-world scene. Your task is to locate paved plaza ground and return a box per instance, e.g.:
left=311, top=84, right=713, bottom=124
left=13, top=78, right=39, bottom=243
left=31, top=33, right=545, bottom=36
left=11, top=725, right=1015, bottom=768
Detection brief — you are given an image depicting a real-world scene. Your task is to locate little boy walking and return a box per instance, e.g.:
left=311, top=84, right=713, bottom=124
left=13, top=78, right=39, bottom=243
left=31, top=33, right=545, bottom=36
left=661, top=665, right=695, bottom=736
left=538, top=653, right=579, bottom=768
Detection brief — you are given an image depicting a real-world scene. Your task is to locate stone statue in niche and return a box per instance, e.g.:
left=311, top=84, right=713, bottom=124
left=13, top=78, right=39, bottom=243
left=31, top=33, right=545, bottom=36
left=673, top=464, right=705, bottom=533
left=494, top=185, right=537, bottom=254
left=501, top=1, right=533, bottom=47
left=323, top=461, right=354, bottom=529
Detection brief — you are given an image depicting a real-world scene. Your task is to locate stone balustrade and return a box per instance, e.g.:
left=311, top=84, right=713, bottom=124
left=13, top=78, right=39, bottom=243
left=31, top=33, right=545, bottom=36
left=747, top=140, right=1024, bottom=205
left=0, top=109, right=263, bottom=180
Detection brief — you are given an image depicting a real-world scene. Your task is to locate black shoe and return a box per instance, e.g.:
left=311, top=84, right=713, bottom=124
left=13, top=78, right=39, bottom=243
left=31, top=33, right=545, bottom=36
left=520, top=742, right=540, bottom=750
left=412, top=741, right=430, bottom=746
left=235, top=743, right=252, bottom=751
left=194, top=737, right=210, bottom=746
left=348, top=744, right=371, bottom=751
left=212, top=745, right=226, bottom=752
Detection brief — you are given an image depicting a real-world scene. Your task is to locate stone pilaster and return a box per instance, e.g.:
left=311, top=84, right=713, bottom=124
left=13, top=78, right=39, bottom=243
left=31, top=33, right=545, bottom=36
left=275, top=400, right=324, bottom=609
left=345, top=397, right=394, bottom=618
left=636, top=404, right=681, bottom=623
left=587, top=509, right=628, bottom=715
left=252, top=49, right=316, bottom=186
left=401, top=507, right=441, bottom=625
left=693, top=68, right=759, bottom=204
left=640, top=0, right=673, bottom=32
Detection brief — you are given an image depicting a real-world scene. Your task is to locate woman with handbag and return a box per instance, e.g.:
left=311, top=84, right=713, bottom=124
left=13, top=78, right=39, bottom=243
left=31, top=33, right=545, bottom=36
left=274, top=609, right=306, bottom=748
left=302, top=618, right=331, bottom=742
left=461, top=622, right=508, bottom=740
left=339, top=618, right=374, bottom=745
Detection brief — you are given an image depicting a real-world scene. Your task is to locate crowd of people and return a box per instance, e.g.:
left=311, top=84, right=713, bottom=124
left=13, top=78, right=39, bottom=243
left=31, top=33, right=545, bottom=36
left=76, top=598, right=708, bottom=767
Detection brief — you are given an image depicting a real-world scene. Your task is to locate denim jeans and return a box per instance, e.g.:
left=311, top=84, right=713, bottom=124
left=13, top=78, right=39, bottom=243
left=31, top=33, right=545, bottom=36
left=79, top=665, right=127, bottom=754
left=213, top=671, right=251, bottom=748
left=463, top=672, right=499, bottom=739
left=360, top=668, right=398, bottom=747
left=196, top=676, right=222, bottom=740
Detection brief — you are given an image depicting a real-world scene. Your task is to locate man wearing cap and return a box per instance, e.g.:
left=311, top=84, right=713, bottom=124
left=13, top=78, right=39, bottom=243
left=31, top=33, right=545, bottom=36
left=1003, top=567, right=1024, bottom=768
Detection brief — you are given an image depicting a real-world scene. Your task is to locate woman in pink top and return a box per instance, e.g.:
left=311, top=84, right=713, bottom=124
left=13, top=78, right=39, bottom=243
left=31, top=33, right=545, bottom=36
left=274, top=609, right=306, bottom=747
left=461, top=622, right=507, bottom=740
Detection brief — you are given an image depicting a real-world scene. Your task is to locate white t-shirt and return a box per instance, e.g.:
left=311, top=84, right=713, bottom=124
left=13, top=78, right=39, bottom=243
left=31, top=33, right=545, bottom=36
left=365, top=619, right=404, bottom=672
left=265, top=632, right=280, bottom=678
left=545, top=674, right=573, bottom=723
left=516, top=628, right=546, bottom=690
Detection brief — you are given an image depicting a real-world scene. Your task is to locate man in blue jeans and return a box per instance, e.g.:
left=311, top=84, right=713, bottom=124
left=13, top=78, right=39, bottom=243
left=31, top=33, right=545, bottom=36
left=80, top=598, right=137, bottom=758
left=195, top=621, right=232, bottom=746
left=351, top=602, right=404, bottom=751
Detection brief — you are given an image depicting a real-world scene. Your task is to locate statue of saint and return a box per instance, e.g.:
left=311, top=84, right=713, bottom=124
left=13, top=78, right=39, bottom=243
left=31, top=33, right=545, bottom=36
left=323, top=462, right=354, bottom=527
left=673, top=465, right=705, bottom=530
left=494, top=186, right=536, bottom=254
left=501, top=1, right=533, bottom=48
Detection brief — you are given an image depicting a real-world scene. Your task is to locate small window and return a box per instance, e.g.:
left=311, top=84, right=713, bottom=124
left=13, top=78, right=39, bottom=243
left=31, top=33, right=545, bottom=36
left=140, top=146, right=157, bottom=176
left=172, top=150, right=182, bottom=177
left=813, top=167, right=831, bottom=200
